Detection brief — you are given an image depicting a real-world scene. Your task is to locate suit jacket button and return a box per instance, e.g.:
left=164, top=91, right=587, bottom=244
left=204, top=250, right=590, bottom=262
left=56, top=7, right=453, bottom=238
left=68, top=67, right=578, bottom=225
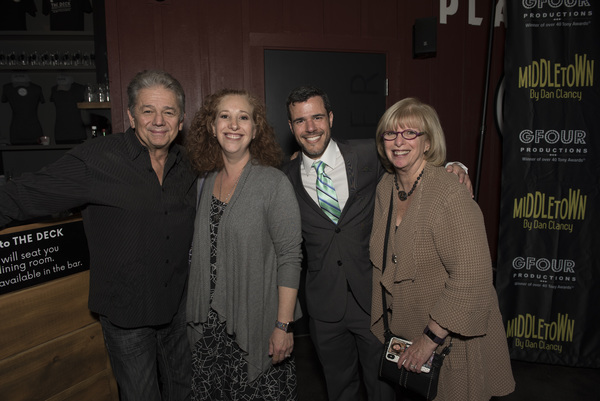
left=337, top=260, right=343, bottom=266
left=335, top=227, right=341, bottom=233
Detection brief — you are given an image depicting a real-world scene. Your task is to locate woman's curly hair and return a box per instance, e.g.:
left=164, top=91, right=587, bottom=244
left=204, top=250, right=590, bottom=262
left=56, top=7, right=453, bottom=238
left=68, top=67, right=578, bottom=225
left=185, top=89, right=283, bottom=174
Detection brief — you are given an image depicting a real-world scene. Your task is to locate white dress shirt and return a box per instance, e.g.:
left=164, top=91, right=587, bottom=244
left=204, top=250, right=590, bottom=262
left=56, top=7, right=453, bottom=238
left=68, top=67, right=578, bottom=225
left=300, top=140, right=349, bottom=211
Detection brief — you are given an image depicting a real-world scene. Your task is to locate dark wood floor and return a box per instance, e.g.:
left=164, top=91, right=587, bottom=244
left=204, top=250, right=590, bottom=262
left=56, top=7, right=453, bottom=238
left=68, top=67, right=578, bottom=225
left=294, top=335, right=600, bottom=401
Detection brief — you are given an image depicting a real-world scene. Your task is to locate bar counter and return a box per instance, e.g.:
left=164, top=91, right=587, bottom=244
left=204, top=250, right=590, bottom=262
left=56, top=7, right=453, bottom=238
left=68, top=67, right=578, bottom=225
left=0, top=217, right=118, bottom=400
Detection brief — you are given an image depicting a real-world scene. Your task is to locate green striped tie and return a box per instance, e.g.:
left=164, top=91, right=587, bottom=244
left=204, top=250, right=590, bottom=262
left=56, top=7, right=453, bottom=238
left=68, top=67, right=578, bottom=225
left=313, top=161, right=342, bottom=223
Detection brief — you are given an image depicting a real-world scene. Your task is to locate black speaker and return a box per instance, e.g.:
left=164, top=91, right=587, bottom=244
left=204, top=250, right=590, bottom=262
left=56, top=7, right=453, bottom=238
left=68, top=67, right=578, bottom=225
left=413, top=17, right=437, bottom=59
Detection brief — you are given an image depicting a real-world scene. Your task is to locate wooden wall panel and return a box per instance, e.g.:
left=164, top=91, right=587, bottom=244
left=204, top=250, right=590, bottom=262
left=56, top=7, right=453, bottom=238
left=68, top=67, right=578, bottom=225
left=394, top=2, right=434, bottom=99
left=200, top=2, right=246, bottom=94
left=431, top=12, right=470, bottom=163
left=104, top=0, right=205, bottom=132
left=103, top=0, right=124, bottom=132
left=248, top=1, right=286, bottom=34
left=323, top=0, right=362, bottom=36
left=360, top=0, right=398, bottom=38
left=285, top=0, right=326, bottom=34
left=104, top=0, right=162, bottom=132
left=0, top=323, right=113, bottom=401
left=0, top=272, right=95, bottom=360
left=0, top=253, right=117, bottom=401
left=104, top=0, right=506, bottom=262
left=159, top=1, right=206, bottom=120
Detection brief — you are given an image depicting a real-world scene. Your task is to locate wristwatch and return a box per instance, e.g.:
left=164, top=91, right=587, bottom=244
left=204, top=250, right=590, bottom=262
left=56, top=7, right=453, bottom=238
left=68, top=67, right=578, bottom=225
left=275, top=320, right=295, bottom=333
left=423, top=326, right=446, bottom=345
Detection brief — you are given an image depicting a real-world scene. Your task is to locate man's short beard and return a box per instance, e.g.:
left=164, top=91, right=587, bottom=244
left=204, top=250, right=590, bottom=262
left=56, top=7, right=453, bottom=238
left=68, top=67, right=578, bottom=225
left=301, top=136, right=330, bottom=159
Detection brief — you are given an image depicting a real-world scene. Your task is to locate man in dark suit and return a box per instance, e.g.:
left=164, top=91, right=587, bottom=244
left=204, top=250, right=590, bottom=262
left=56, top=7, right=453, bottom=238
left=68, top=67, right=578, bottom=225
left=281, top=86, right=469, bottom=401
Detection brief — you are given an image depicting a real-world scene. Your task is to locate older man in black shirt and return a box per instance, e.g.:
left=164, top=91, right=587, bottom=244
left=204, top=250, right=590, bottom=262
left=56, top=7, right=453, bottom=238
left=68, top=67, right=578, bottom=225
left=0, top=70, right=196, bottom=401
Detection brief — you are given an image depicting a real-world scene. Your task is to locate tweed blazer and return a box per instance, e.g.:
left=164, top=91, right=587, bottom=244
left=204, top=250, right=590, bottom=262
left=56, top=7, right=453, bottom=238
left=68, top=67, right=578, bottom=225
left=370, top=163, right=515, bottom=401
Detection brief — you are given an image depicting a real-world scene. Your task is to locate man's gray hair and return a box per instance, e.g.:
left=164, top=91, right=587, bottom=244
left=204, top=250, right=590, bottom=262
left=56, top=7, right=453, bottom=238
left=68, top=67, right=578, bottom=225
left=127, top=70, right=186, bottom=123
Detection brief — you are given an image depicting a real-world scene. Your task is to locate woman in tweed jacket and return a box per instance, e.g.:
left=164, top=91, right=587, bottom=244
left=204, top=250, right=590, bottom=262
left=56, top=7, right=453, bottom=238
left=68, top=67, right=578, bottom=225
left=369, top=98, right=515, bottom=400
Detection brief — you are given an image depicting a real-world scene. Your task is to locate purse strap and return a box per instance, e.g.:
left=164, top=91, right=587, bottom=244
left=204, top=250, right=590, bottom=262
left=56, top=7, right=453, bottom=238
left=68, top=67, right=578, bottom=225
left=380, top=188, right=394, bottom=342
left=379, top=186, right=453, bottom=357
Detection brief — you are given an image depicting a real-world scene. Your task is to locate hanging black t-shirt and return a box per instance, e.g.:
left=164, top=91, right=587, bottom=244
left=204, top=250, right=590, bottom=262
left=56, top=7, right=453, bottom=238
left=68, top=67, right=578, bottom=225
left=42, top=0, right=93, bottom=31
left=0, top=0, right=37, bottom=31
left=50, top=82, right=87, bottom=143
left=1, top=82, right=45, bottom=145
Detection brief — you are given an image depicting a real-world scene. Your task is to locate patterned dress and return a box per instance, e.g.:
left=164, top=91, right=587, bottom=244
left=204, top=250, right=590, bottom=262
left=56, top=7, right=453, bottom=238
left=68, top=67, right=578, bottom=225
left=191, top=196, right=297, bottom=401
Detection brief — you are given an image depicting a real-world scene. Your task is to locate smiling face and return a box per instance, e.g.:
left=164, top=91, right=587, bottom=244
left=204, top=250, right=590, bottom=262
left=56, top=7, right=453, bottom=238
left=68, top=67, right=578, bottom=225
left=212, top=94, right=256, bottom=161
left=288, top=96, right=334, bottom=160
left=128, top=86, right=183, bottom=154
left=384, top=124, right=430, bottom=173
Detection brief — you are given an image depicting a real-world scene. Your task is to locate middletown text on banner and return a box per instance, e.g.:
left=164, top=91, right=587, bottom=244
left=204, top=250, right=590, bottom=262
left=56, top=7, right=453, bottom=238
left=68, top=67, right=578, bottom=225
left=496, top=1, right=599, bottom=367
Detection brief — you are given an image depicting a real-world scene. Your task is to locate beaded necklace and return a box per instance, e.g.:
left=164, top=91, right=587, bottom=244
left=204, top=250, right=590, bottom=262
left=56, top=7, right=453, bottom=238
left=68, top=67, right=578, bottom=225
left=394, top=169, right=424, bottom=201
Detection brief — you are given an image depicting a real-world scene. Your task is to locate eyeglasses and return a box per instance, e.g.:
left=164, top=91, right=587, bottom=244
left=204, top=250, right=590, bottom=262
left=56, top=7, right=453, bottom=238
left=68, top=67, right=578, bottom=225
left=381, top=129, right=425, bottom=141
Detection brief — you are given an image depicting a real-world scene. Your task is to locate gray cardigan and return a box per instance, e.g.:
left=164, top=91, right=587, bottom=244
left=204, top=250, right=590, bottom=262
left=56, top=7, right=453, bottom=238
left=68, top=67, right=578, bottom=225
left=187, top=161, right=303, bottom=381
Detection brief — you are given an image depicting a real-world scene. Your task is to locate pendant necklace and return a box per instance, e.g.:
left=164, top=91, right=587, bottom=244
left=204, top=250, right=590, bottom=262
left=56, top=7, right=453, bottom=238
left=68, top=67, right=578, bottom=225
left=220, top=170, right=242, bottom=203
left=394, top=169, right=424, bottom=201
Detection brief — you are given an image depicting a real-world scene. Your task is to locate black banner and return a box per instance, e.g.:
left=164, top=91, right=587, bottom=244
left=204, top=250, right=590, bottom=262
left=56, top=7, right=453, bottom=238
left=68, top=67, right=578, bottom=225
left=0, top=220, right=89, bottom=295
left=496, top=2, right=599, bottom=367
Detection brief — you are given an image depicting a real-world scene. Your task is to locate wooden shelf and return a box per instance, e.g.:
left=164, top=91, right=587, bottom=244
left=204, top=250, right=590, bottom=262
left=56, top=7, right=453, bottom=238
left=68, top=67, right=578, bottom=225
left=0, top=31, right=94, bottom=41
left=0, top=66, right=96, bottom=72
left=77, top=102, right=111, bottom=109
left=0, top=144, right=77, bottom=151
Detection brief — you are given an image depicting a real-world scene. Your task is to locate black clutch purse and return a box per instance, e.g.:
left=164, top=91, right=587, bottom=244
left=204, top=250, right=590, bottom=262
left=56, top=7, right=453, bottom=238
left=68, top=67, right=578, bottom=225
left=376, top=189, right=451, bottom=400
left=378, top=334, right=451, bottom=400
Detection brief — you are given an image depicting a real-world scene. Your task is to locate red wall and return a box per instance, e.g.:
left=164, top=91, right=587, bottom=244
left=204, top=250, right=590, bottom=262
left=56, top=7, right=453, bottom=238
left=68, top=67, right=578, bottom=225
left=104, top=0, right=506, bottom=263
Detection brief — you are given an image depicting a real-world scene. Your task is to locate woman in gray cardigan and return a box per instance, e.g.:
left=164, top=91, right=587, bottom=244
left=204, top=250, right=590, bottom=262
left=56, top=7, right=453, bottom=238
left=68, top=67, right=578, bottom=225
left=185, top=89, right=302, bottom=400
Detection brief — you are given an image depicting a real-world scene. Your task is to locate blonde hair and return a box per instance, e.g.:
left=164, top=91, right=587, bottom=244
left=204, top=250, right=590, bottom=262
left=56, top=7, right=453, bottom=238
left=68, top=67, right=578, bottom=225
left=375, top=98, right=446, bottom=173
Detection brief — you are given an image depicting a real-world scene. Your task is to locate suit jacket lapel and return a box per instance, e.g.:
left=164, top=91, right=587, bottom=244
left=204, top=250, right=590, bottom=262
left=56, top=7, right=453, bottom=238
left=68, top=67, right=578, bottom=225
left=288, top=157, right=329, bottom=220
left=338, top=141, right=358, bottom=209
